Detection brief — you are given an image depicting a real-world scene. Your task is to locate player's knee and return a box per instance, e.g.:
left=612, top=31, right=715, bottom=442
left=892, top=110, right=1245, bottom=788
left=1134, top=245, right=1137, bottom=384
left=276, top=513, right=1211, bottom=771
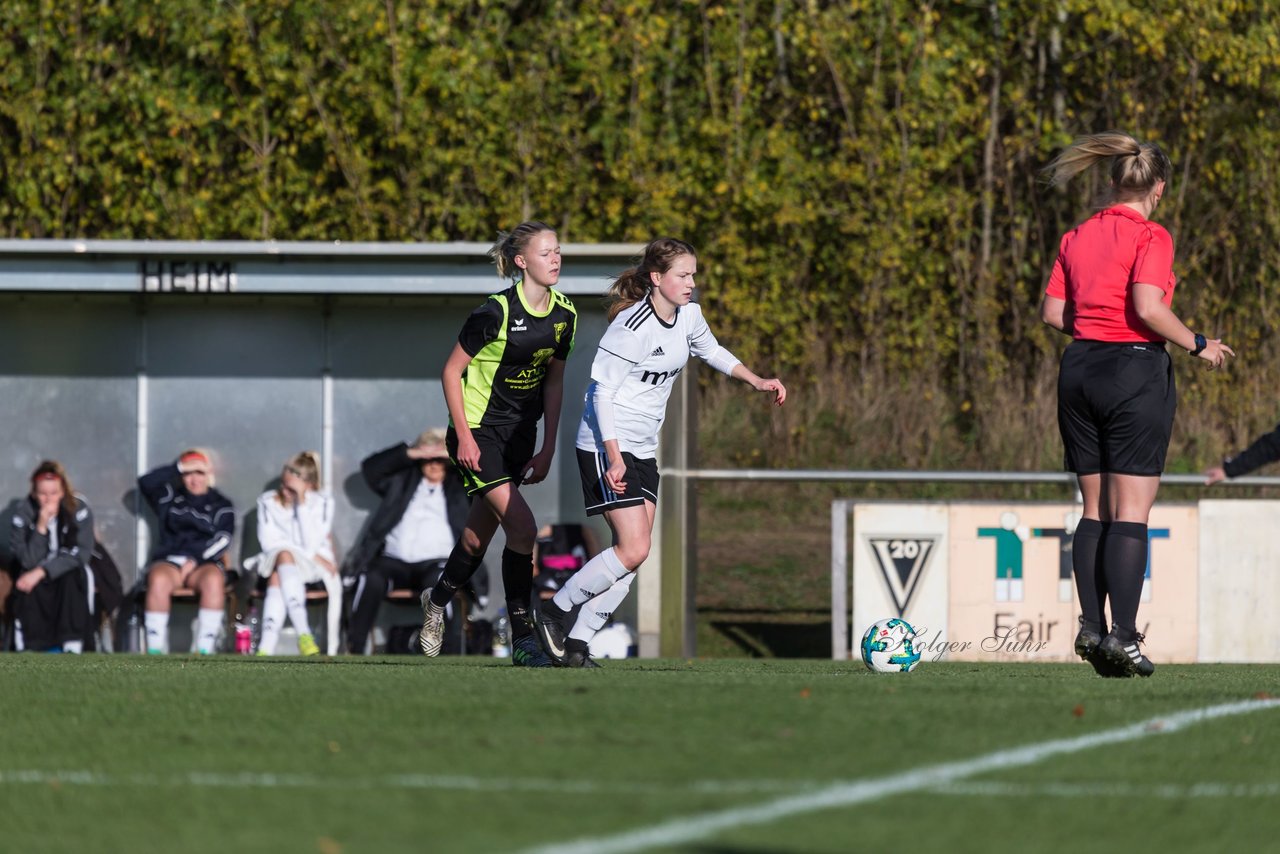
left=505, top=530, right=537, bottom=553
left=199, top=568, right=225, bottom=597
left=146, top=564, right=174, bottom=593
left=461, top=529, right=486, bottom=554
left=275, top=549, right=295, bottom=566
left=615, top=541, right=650, bottom=570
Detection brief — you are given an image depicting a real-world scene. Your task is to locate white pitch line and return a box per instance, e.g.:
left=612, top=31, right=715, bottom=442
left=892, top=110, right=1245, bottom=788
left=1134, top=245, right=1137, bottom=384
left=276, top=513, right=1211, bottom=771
left=517, top=697, right=1280, bottom=854
left=933, top=780, right=1280, bottom=799
left=0, top=769, right=816, bottom=797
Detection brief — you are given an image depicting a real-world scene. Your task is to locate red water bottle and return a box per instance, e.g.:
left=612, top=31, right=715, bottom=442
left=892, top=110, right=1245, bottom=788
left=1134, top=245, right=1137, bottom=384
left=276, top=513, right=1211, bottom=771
left=235, top=615, right=251, bottom=655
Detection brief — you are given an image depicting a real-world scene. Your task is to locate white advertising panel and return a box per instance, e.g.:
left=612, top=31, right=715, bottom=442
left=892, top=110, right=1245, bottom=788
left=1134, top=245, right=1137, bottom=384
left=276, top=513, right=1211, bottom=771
left=1198, top=499, right=1280, bottom=662
left=851, top=503, right=949, bottom=658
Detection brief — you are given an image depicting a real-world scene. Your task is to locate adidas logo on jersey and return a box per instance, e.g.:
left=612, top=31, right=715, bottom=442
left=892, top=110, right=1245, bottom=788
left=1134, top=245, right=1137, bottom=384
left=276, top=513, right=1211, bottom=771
left=651, top=346, right=665, bottom=356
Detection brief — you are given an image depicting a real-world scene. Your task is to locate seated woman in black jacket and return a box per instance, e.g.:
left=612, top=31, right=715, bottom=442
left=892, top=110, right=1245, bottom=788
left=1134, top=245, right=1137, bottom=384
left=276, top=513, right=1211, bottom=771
left=346, top=428, right=485, bottom=654
left=138, top=449, right=235, bottom=654
left=8, top=460, right=95, bottom=652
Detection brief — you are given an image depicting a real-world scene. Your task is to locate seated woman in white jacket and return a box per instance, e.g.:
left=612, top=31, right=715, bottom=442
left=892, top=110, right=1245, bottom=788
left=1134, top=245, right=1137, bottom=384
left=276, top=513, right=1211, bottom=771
left=247, top=451, right=339, bottom=655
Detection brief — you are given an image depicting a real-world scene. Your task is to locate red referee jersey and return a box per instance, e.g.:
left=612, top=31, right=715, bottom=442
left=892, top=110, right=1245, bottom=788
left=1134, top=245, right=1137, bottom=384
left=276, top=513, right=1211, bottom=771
left=1045, top=205, right=1176, bottom=343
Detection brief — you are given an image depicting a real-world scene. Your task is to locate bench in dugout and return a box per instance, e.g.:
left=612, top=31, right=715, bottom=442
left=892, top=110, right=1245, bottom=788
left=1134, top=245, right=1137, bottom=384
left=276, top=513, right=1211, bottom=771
left=120, top=564, right=341, bottom=655
left=372, top=587, right=490, bottom=655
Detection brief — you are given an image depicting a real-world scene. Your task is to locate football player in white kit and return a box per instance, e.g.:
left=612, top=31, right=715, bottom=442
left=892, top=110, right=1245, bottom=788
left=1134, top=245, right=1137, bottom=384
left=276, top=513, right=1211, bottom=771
left=536, top=237, right=786, bottom=666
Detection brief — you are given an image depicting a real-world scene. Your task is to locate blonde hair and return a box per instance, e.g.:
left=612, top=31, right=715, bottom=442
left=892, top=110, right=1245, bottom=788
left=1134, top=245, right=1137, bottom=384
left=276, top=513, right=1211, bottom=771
left=30, top=459, right=77, bottom=514
left=605, top=237, right=697, bottom=322
left=489, top=221, right=556, bottom=280
left=276, top=450, right=321, bottom=504
left=414, top=427, right=447, bottom=449
left=1044, top=131, right=1172, bottom=205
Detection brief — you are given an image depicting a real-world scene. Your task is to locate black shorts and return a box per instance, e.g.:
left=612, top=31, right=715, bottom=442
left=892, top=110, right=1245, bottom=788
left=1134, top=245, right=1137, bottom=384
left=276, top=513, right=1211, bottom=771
left=447, top=422, right=537, bottom=497
left=577, top=448, right=659, bottom=516
left=1057, top=340, right=1176, bottom=476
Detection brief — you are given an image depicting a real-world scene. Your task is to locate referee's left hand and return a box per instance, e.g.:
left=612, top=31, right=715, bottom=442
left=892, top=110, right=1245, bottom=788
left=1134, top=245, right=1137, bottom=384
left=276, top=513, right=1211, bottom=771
left=1197, top=338, right=1235, bottom=371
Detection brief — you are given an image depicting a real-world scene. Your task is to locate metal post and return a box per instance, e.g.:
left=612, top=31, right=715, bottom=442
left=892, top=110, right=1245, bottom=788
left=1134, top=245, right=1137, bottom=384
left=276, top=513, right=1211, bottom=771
left=658, top=367, right=697, bottom=658
left=831, top=499, right=850, bottom=660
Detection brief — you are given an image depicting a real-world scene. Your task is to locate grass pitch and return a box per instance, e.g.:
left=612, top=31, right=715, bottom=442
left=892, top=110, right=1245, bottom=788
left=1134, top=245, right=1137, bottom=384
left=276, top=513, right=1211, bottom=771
left=3, top=655, right=1278, bottom=853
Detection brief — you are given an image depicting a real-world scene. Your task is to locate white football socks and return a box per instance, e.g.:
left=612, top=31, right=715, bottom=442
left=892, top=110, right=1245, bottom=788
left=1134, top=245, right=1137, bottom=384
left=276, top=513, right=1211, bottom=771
left=277, top=563, right=313, bottom=636
left=552, top=547, right=629, bottom=611
left=569, top=572, right=635, bottom=643
left=144, top=611, right=169, bottom=654
left=259, top=586, right=285, bottom=655
left=196, top=608, right=223, bottom=655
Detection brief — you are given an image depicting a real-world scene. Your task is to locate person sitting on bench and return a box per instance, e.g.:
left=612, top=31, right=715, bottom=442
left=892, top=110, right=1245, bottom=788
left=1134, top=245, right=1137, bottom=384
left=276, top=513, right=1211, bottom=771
left=345, top=429, right=485, bottom=654
left=246, top=451, right=337, bottom=656
left=139, top=449, right=235, bottom=655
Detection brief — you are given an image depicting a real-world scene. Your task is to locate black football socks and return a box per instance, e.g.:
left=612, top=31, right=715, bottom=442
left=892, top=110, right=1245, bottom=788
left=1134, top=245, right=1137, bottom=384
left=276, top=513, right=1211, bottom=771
left=502, top=547, right=535, bottom=641
left=1072, top=517, right=1107, bottom=632
left=429, top=543, right=484, bottom=609
left=1102, top=521, right=1147, bottom=641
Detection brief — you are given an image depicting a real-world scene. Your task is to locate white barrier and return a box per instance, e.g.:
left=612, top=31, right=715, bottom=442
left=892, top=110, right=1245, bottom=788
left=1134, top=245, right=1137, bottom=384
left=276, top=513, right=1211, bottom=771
left=836, top=499, right=1277, bottom=664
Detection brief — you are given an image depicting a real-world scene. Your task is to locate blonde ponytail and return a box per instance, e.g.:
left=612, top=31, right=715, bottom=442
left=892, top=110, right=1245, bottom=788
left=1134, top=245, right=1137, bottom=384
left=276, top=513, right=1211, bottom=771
left=1045, top=131, right=1172, bottom=204
left=490, top=221, right=555, bottom=280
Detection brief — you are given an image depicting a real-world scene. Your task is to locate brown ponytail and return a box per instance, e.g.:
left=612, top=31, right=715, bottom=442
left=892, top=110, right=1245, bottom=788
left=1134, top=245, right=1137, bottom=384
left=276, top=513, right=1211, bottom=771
left=605, top=237, right=697, bottom=322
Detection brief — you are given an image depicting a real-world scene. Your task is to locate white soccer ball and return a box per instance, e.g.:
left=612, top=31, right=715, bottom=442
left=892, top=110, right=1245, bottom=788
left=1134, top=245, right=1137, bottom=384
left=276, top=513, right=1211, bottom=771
left=860, top=618, right=922, bottom=673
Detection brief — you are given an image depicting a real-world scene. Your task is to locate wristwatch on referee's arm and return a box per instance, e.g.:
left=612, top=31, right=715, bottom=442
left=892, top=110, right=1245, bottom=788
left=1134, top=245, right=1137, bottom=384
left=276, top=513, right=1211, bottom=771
left=1189, top=333, right=1207, bottom=356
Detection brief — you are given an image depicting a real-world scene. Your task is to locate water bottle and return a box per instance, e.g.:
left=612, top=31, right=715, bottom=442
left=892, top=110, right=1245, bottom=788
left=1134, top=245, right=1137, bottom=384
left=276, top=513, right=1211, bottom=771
left=234, top=612, right=251, bottom=655
left=492, top=608, right=510, bottom=658
left=248, top=604, right=260, bottom=655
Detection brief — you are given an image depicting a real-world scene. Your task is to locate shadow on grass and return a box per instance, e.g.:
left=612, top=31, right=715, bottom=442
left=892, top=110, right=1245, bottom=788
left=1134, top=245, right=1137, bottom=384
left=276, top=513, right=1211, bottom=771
left=701, top=609, right=834, bottom=658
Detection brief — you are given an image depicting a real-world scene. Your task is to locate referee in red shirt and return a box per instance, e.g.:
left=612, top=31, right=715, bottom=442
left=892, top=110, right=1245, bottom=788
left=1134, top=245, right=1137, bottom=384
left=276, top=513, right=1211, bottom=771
left=1040, top=132, right=1233, bottom=678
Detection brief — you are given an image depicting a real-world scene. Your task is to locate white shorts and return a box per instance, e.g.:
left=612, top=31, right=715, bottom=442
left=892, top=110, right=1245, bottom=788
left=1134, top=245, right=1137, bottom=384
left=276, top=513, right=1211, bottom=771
left=247, top=548, right=334, bottom=584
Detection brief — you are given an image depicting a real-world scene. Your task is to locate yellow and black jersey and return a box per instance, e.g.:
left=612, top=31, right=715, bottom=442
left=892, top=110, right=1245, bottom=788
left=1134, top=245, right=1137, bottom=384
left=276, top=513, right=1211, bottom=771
left=455, top=283, right=577, bottom=428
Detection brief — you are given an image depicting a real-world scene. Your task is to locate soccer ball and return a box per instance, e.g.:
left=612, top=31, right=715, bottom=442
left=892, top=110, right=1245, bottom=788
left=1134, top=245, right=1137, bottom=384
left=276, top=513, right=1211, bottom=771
left=860, top=618, right=922, bottom=673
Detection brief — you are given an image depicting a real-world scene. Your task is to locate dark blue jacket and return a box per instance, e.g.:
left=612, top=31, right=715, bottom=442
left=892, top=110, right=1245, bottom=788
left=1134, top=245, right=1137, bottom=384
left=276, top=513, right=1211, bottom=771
left=1224, top=423, right=1280, bottom=479
left=138, top=464, right=235, bottom=563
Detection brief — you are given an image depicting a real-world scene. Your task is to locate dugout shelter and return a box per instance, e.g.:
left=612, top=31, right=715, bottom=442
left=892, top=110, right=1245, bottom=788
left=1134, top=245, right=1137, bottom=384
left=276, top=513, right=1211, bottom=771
left=0, top=239, right=695, bottom=657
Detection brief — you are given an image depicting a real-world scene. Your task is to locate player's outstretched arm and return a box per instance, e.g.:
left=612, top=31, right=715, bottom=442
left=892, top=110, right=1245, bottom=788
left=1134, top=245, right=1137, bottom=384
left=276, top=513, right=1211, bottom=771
left=730, top=363, right=786, bottom=406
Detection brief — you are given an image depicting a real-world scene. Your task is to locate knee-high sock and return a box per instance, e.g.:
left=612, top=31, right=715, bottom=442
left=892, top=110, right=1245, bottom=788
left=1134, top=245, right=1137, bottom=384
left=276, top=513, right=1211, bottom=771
left=144, top=611, right=169, bottom=654
left=569, top=572, right=636, bottom=643
left=1071, top=518, right=1107, bottom=630
left=553, top=547, right=629, bottom=611
left=502, top=548, right=535, bottom=639
left=1102, top=521, right=1148, bottom=640
left=259, top=586, right=285, bottom=655
left=196, top=608, right=223, bottom=655
left=277, top=563, right=312, bottom=636
left=429, top=543, right=484, bottom=608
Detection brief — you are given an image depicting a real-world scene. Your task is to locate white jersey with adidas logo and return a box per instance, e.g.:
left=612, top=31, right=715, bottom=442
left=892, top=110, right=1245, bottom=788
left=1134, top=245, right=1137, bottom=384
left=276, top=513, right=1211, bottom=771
left=576, top=297, right=740, bottom=458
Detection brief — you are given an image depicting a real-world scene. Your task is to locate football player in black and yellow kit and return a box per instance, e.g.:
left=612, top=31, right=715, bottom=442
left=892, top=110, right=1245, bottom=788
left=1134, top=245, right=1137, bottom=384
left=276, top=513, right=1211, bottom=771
left=419, top=221, right=577, bottom=666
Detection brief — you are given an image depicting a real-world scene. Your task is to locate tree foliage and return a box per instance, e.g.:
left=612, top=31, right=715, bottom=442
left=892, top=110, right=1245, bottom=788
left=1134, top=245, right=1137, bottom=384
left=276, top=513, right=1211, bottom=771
left=2, top=0, right=1278, bottom=468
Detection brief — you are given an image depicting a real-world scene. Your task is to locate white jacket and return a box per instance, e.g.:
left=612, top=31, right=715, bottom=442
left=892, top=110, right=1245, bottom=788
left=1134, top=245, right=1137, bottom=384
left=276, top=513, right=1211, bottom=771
left=254, top=489, right=335, bottom=568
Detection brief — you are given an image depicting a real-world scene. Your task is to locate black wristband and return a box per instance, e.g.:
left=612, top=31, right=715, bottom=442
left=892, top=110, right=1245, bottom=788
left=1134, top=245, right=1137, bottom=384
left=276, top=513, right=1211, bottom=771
left=1190, top=333, right=1207, bottom=356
